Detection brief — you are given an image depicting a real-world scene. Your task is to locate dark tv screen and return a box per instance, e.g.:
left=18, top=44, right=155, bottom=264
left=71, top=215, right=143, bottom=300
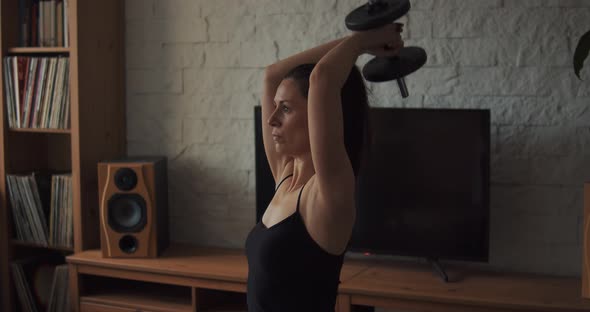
left=254, top=106, right=490, bottom=262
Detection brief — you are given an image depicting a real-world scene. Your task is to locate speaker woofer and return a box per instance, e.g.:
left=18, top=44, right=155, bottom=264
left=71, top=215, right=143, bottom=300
left=108, top=194, right=147, bottom=233
left=115, top=167, right=138, bottom=191
left=119, top=235, right=139, bottom=254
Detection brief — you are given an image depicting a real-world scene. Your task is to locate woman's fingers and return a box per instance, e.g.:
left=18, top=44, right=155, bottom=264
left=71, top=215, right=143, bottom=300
left=380, top=24, right=404, bottom=46
left=352, top=22, right=405, bottom=56
left=386, top=38, right=404, bottom=49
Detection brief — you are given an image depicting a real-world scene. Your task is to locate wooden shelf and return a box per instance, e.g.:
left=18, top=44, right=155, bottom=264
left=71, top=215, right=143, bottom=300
left=338, top=260, right=590, bottom=312
left=9, top=127, right=71, bottom=134
left=81, top=288, right=193, bottom=312
left=67, top=244, right=370, bottom=285
left=66, top=245, right=369, bottom=312
left=80, top=292, right=247, bottom=312
left=68, top=244, right=250, bottom=284
left=10, top=240, right=74, bottom=253
left=78, top=273, right=249, bottom=312
left=7, top=47, right=70, bottom=54
left=67, top=245, right=590, bottom=312
left=0, top=0, right=127, bottom=310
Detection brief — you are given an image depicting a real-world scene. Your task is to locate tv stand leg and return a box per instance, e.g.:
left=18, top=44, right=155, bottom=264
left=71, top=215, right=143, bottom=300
left=427, top=257, right=449, bottom=283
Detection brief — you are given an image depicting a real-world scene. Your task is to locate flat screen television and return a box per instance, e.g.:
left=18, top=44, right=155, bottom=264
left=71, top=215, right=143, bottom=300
left=254, top=106, right=490, bottom=263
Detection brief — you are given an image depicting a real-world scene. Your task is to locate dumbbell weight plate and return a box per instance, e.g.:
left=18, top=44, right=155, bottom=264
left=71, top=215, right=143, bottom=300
left=362, top=46, right=427, bottom=82
left=345, top=0, right=411, bottom=31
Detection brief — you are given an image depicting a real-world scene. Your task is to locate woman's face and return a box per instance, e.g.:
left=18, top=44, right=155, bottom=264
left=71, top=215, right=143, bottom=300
left=267, top=78, right=310, bottom=156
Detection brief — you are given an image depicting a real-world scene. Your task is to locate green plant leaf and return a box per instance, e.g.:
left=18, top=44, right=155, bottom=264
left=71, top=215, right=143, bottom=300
left=574, top=30, right=590, bottom=80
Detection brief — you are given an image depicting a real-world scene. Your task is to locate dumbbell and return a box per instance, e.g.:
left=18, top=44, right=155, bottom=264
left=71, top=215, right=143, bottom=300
left=346, top=0, right=427, bottom=98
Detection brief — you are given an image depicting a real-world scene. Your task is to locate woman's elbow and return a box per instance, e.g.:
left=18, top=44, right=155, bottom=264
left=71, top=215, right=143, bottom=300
left=264, top=64, right=281, bottom=82
left=309, top=64, right=334, bottom=86
left=310, top=64, right=344, bottom=91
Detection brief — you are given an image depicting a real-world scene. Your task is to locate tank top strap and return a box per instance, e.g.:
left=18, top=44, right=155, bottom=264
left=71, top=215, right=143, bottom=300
left=296, top=182, right=306, bottom=213
left=275, top=173, right=293, bottom=192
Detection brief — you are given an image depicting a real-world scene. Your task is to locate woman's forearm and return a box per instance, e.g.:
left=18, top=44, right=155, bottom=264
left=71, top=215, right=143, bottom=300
left=311, top=35, right=365, bottom=87
left=265, top=36, right=352, bottom=80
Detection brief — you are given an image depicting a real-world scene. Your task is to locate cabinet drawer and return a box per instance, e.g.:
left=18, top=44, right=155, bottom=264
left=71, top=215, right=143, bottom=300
left=79, top=276, right=192, bottom=312
left=81, top=302, right=138, bottom=312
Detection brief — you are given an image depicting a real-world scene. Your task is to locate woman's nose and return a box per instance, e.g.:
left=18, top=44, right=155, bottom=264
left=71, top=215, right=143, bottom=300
left=267, top=109, right=280, bottom=127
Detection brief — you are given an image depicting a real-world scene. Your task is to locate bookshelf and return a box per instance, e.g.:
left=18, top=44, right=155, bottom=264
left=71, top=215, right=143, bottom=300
left=0, top=0, right=126, bottom=311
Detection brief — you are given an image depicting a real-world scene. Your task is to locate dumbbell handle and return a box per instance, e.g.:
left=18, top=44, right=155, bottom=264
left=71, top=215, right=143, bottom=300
left=386, top=51, right=410, bottom=98
left=388, top=55, right=409, bottom=98
left=396, top=77, right=409, bottom=98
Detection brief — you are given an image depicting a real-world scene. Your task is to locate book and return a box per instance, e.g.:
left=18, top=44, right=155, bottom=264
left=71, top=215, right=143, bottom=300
left=10, top=255, right=68, bottom=312
left=7, top=171, right=72, bottom=248
left=2, top=56, right=70, bottom=129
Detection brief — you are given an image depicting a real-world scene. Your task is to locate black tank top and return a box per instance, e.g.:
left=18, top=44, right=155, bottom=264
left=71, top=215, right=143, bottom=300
left=245, top=174, right=345, bottom=312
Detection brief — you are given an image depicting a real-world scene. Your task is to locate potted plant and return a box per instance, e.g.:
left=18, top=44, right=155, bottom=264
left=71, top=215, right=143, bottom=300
left=574, top=30, right=590, bottom=80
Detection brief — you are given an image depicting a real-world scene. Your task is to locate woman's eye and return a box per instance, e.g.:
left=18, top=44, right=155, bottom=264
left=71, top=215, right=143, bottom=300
left=281, top=106, right=290, bottom=113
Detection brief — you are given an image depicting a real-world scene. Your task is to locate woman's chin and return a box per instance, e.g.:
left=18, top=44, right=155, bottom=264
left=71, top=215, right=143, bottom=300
left=274, top=144, right=287, bottom=153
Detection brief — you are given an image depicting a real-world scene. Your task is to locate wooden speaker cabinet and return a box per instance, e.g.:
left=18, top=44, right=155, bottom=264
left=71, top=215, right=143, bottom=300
left=98, top=157, right=169, bottom=258
left=583, top=183, right=590, bottom=298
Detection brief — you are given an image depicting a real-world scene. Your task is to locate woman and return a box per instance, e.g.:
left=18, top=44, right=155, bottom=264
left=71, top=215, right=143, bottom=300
left=245, top=23, right=404, bottom=312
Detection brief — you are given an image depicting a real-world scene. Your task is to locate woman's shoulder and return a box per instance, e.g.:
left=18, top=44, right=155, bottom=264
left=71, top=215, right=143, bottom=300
left=301, top=175, right=355, bottom=255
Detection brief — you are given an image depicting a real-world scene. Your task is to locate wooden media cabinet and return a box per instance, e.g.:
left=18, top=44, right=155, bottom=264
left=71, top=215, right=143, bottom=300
left=66, top=244, right=590, bottom=312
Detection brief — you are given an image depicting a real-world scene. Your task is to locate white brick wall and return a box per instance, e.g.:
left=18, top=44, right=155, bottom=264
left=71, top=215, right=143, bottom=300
left=125, top=0, right=590, bottom=280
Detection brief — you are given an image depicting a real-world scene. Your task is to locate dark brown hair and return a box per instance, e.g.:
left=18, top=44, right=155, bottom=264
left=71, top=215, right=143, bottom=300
left=283, top=64, right=370, bottom=178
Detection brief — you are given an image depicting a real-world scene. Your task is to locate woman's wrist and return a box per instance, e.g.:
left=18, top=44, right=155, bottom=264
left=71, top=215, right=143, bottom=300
left=346, top=33, right=368, bottom=56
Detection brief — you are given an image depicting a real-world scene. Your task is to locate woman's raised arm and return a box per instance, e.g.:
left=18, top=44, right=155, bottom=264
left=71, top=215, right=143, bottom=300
left=261, top=37, right=350, bottom=183
left=306, top=24, right=403, bottom=204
